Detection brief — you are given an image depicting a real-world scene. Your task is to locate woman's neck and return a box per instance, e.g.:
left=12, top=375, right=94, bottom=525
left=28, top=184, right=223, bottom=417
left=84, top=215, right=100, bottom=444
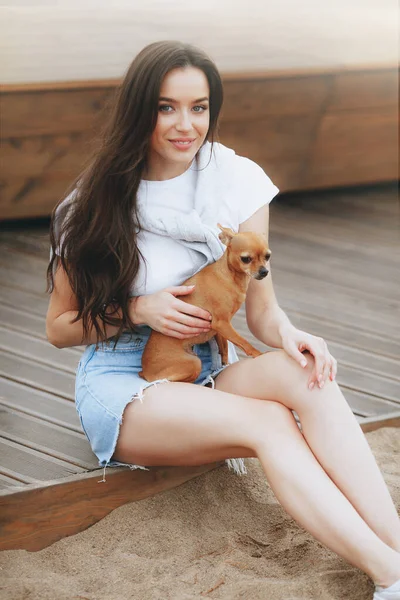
left=144, top=153, right=195, bottom=181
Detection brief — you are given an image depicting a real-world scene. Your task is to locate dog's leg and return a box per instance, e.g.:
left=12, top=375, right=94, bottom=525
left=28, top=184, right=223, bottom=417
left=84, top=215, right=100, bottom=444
left=212, top=320, right=263, bottom=358
left=139, top=354, right=203, bottom=383
left=215, top=332, right=229, bottom=365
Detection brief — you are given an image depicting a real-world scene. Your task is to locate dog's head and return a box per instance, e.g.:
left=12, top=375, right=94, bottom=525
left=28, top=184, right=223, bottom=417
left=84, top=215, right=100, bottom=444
left=217, top=224, right=271, bottom=280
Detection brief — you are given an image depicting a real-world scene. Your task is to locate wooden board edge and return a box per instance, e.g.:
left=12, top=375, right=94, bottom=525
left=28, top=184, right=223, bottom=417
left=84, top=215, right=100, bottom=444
left=0, top=461, right=224, bottom=552
left=1, top=63, right=397, bottom=93
left=359, top=411, right=400, bottom=433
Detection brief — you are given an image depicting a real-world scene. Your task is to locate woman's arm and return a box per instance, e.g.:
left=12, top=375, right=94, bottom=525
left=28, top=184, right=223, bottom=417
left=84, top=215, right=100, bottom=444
left=239, top=203, right=294, bottom=348
left=240, top=204, right=337, bottom=387
left=46, top=263, right=146, bottom=348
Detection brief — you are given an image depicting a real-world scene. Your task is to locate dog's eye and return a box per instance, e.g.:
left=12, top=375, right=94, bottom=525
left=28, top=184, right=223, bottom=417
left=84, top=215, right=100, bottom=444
left=241, top=256, right=252, bottom=264
left=265, top=253, right=271, bottom=261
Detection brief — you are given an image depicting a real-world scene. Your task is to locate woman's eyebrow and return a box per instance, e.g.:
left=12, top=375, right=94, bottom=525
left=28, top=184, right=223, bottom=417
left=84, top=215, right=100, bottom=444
left=159, top=96, right=209, bottom=103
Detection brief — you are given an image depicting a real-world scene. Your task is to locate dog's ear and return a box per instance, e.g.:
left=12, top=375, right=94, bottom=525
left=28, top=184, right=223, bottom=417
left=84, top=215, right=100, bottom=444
left=217, top=223, right=235, bottom=245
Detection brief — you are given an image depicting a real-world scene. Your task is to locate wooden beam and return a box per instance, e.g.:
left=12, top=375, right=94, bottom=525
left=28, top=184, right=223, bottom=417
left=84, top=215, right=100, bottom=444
left=1, top=64, right=398, bottom=220
left=359, top=411, right=400, bottom=433
left=0, top=462, right=223, bottom=552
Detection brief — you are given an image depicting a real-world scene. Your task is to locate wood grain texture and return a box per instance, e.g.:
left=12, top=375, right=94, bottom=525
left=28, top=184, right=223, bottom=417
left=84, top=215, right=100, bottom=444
left=1, top=66, right=398, bottom=220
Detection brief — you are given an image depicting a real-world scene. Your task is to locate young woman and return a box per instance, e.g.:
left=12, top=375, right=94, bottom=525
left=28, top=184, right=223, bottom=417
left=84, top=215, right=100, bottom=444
left=46, top=41, right=400, bottom=598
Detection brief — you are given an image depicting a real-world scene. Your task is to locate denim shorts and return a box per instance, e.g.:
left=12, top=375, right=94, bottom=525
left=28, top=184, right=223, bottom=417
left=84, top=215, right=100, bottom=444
left=75, top=325, right=248, bottom=482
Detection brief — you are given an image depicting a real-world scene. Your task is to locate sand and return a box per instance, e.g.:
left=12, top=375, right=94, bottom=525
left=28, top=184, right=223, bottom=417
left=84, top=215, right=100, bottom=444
left=0, top=427, right=399, bottom=600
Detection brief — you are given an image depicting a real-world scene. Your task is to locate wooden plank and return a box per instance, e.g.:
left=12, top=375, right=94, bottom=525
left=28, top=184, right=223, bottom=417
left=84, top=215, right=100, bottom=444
left=0, top=406, right=98, bottom=469
left=330, top=70, right=398, bottom=111
left=317, top=342, right=400, bottom=382
left=305, top=108, right=398, bottom=187
left=336, top=365, right=399, bottom=404
left=219, top=115, right=316, bottom=189
left=0, top=351, right=75, bottom=400
left=269, top=235, right=400, bottom=301
left=272, top=270, right=400, bottom=338
left=2, top=65, right=397, bottom=94
left=1, top=67, right=398, bottom=219
left=269, top=226, right=400, bottom=286
left=282, top=310, right=400, bottom=364
left=1, top=88, right=114, bottom=138
left=0, top=303, right=50, bottom=339
left=0, top=473, right=24, bottom=490
left=339, top=388, right=399, bottom=418
left=0, top=229, right=51, bottom=257
left=0, top=247, right=48, bottom=276
left=359, top=412, right=400, bottom=433
left=0, top=265, right=47, bottom=296
left=271, top=217, right=400, bottom=266
left=222, top=75, right=330, bottom=121
left=0, top=437, right=84, bottom=483
left=0, top=174, right=81, bottom=220
left=272, top=199, right=400, bottom=250
left=0, top=378, right=80, bottom=431
left=0, top=286, right=49, bottom=317
left=1, top=133, right=91, bottom=183
left=0, top=326, right=81, bottom=373
left=0, top=462, right=223, bottom=551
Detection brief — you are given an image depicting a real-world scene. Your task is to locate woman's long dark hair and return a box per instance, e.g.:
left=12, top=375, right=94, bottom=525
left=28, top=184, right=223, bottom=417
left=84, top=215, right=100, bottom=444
left=46, top=40, right=224, bottom=345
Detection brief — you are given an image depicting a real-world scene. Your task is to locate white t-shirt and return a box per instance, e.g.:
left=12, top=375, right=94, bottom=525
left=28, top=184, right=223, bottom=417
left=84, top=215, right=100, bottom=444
left=53, top=147, right=279, bottom=297
left=133, top=156, right=279, bottom=296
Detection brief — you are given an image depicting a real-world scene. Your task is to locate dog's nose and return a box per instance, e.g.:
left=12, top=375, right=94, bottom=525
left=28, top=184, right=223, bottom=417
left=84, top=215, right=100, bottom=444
left=256, top=267, right=269, bottom=279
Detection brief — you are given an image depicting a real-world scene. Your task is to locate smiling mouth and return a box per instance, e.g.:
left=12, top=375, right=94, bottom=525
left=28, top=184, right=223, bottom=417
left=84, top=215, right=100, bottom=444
left=169, top=139, right=195, bottom=144
left=168, top=139, right=196, bottom=151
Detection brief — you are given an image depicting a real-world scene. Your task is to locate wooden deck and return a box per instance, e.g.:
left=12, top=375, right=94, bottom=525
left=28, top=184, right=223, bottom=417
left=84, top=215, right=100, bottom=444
left=0, top=182, right=399, bottom=551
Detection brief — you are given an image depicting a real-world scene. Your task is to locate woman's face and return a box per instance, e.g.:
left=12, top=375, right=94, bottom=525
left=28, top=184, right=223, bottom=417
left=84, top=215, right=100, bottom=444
left=147, top=66, right=210, bottom=179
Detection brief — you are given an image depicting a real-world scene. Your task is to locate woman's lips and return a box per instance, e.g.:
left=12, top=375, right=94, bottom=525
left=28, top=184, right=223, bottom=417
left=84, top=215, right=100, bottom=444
left=169, top=139, right=195, bottom=151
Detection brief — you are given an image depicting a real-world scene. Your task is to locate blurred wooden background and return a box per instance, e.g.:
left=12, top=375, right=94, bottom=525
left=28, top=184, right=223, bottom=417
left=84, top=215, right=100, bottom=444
left=1, top=65, right=398, bottom=220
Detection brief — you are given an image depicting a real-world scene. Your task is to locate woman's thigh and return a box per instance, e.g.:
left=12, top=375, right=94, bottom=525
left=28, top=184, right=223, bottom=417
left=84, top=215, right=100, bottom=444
left=113, top=381, right=297, bottom=467
left=213, top=349, right=317, bottom=410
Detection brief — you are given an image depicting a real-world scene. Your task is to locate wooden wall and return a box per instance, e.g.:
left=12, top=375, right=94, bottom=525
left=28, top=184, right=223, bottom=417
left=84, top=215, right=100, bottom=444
left=0, top=65, right=398, bottom=220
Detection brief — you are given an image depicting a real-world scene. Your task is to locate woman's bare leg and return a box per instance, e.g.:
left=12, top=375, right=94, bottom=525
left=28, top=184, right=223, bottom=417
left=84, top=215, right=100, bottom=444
left=113, top=380, right=400, bottom=587
left=214, top=349, right=400, bottom=555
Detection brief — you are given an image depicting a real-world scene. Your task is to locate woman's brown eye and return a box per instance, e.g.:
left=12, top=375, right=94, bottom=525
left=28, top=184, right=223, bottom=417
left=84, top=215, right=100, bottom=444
left=241, top=256, right=252, bottom=263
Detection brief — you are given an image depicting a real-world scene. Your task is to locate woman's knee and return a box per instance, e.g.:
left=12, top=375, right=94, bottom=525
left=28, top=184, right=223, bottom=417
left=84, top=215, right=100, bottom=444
left=248, top=400, right=301, bottom=451
left=268, top=349, right=316, bottom=390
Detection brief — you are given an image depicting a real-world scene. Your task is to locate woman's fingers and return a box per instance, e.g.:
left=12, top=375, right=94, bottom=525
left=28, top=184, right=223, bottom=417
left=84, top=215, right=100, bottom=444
left=330, top=356, right=338, bottom=381
left=170, top=311, right=211, bottom=331
left=307, top=339, right=328, bottom=389
left=308, top=342, right=337, bottom=390
left=162, top=310, right=212, bottom=338
left=318, top=351, right=332, bottom=388
left=173, top=299, right=212, bottom=324
left=166, top=323, right=210, bottom=338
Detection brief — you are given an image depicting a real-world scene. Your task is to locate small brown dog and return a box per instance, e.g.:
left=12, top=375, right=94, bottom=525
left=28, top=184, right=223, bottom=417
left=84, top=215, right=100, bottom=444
left=139, top=224, right=271, bottom=383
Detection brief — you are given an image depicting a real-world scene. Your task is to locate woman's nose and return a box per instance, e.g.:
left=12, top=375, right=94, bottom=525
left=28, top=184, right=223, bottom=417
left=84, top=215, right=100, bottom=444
left=176, top=110, right=192, bottom=131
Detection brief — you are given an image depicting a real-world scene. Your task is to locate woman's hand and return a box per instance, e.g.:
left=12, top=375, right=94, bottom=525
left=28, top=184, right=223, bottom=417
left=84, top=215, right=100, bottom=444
left=280, top=325, right=337, bottom=389
left=132, top=285, right=213, bottom=339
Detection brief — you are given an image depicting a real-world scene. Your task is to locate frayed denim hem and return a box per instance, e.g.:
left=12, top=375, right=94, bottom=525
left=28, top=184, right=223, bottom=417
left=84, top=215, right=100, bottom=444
left=201, top=365, right=248, bottom=476
left=97, top=377, right=171, bottom=483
